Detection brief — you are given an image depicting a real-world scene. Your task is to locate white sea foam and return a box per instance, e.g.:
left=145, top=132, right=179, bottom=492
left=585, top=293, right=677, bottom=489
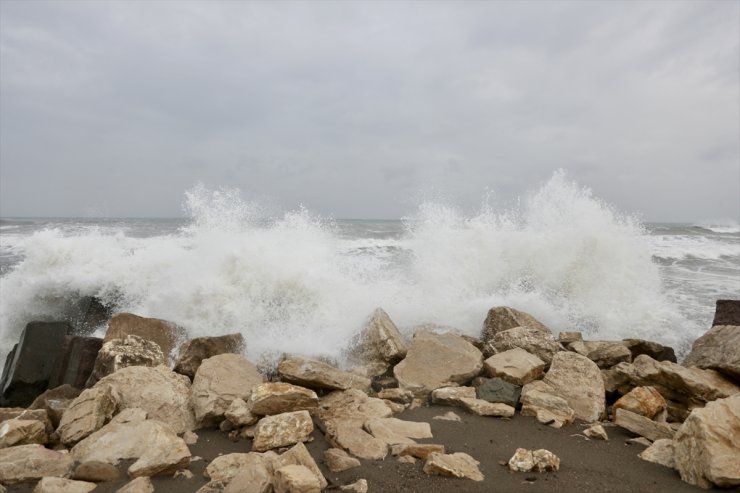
left=0, top=172, right=706, bottom=361
left=694, top=218, right=740, bottom=234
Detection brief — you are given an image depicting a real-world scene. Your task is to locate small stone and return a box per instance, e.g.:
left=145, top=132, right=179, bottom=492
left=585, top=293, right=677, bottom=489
left=390, top=443, right=445, bottom=460
left=182, top=430, right=199, bottom=445
left=639, top=439, right=675, bottom=469
left=583, top=424, right=608, bottom=441
left=398, top=455, right=416, bottom=464
left=340, top=479, right=368, bottom=493
left=508, top=448, right=560, bottom=472
left=459, top=398, right=515, bottom=418
left=432, top=411, right=461, bottom=422
left=33, top=477, right=96, bottom=493
left=626, top=437, right=653, bottom=447
left=174, top=469, right=194, bottom=479
left=423, top=452, right=484, bottom=481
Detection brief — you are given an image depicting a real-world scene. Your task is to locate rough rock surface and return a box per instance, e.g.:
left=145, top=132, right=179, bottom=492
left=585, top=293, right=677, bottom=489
left=248, top=382, right=318, bottom=416
left=349, top=308, right=408, bottom=377
left=32, top=477, right=96, bottom=493
left=481, top=306, right=549, bottom=341
left=683, top=325, right=739, bottom=381
left=541, top=352, right=605, bottom=422
left=519, top=380, right=575, bottom=428
left=673, top=394, right=740, bottom=489
left=115, top=477, right=154, bottom=493
left=483, top=348, right=546, bottom=386
left=475, top=377, right=521, bottom=407
left=430, top=386, right=477, bottom=406
left=104, top=312, right=186, bottom=363
left=0, top=444, right=74, bottom=484
left=639, top=439, right=675, bottom=469
left=391, top=443, right=445, bottom=460
left=489, top=327, right=561, bottom=366
left=423, top=452, right=484, bottom=481
left=508, top=448, right=560, bottom=472
left=191, top=354, right=264, bottom=427
left=0, top=418, right=47, bottom=448
left=712, top=299, right=740, bottom=326
left=569, top=341, right=632, bottom=369
left=273, top=464, right=321, bottom=493
left=275, top=442, right=327, bottom=490
left=394, top=330, right=483, bottom=396
left=174, top=333, right=245, bottom=379
left=621, top=339, right=676, bottom=363
left=58, top=383, right=119, bottom=446
left=614, top=408, right=675, bottom=442
left=584, top=424, right=608, bottom=441
left=71, top=419, right=191, bottom=478
left=252, top=410, right=314, bottom=452
left=225, top=398, right=259, bottom=427
left=613, top=386, right=666, bottom=419
left=278, top=356, right=371, bottom=392
left=364, top=417, right=432, bottom=445
left=96, top=365, right=195, bottom=433
left=324, top=448, right=361, bottom=472
left=87, top=335, right=166, bottom=386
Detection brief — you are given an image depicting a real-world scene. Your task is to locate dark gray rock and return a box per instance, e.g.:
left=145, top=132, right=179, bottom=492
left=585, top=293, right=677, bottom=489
left=712, top=300, right=740, bottom=327
left=48, top=336, right=103, bottom=389
left=621, top=339, right=676, bottom=363
left=475, top=377, right=521, bottom=408
left=0, top=322, right=73, bottom=407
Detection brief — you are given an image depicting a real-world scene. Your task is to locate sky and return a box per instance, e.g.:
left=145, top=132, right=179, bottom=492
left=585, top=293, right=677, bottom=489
left=0, top=0, right=738, bottom=221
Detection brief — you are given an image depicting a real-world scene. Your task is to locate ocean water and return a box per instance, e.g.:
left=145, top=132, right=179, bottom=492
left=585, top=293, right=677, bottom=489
left=1, top=175, right=738, bottom=363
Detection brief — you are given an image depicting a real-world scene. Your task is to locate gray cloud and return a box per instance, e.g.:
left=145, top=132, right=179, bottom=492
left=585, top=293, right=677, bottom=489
left=1, top=0, right=737, bottom=221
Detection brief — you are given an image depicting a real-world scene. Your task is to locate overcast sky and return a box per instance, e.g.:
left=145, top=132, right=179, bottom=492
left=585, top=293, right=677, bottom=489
left=0, top=1, right=738, bottom=221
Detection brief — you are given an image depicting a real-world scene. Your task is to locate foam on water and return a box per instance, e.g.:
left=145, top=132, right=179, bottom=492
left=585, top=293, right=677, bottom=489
left=0, top=173, right=714, bottom=361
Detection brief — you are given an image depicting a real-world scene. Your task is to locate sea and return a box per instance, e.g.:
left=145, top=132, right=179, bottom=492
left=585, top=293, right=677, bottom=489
left=1, top=176, right=738, bottom=363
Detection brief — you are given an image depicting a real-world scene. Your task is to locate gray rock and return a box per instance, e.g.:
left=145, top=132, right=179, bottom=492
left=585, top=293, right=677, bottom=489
left=621, top=339, right=676, bottom=363
left=475, top=377, right=521, bottom=407
left=48, top=336, right=103, bottom=390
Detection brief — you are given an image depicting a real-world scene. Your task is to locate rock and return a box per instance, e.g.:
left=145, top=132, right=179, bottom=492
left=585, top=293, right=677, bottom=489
left=0, top=418, right=47, bottom=448
left=583, top=424, right=608, bottom=440
left=275, top=442, right=327, bottom=490
left=0, top=321, right=73, bottom=407
left=225, top=398, right=259, bottom=427
left=475, top=377, right=521, bottom=407
left=278, top=356, right=371, bottom=392
left=205, top=452, right=276, bottom=483
left=390, top=443, right=445, bottom=460
left=0, top=408, right=52, bottom=434
left=0, top=444, right=74, bottom=483
left=325, top=421, right=388, bottom=460
left=712, top=299, right=740, bottom=326
left=104, top=313, right=186, bottom=363
left=191, top=354, right=264, bottom=428
left=32, top=477, right=97, bottom=493
left=398, top=455, right=416, bottom=464
left=639, top=439, right=675, bottom=469
left=252, top=410, right=313, bottom=452
left=614, top=408, right=675, bottom=441
left=174, top=469, right=194, bottom=480
left=195, top=481, right=228, bottom=493
left=483, top=348, right=546, bottom=386
left=110, top=407, right=148, bottom=425
left=508, top=448, right=560, bottom=472
left=394, top=329, right=483, bottom=396
left=73, top=460, right=121, bottom=481
left=87, top=335, right=166, bottom=386
left=371, top=376, right=399, bottom=392
left=223, top=463, right=273, bottom=493
left=48, top=336, right=103, bottom=390
left=423, top=452, right=484, bottom=481
left=430, top=386, right=476, bottom=406
left=71, top=419, right=191, bottom=478
left=613, top=386, right=666, bottom=419
left=364, top=417, right=432, bottom=445
left=57, top=383, right=119, bottom=446
left=248, top=382, right=318, bottom=416
left=96, top=365, right=194, bottom=433
left=340, top=479, right=368, bottom=493
left=601, top=363, right=634, bottom=397
left=324, top=448, right=361, bottom=472
left=377, top=388, right=414, bottom=404
left=459, top=398, right=515, bottom=417
left=115, top=477, right=154, bottom=493
left=481, top=306, right=549, bottom=341
left=489, top=327, right=561, bottom=366
left=621, top=339, right=676, bottom=363
left=173, top=333, right=245, bottom=379
left=348, top=308, right=408, bottom=377
left=674, top=394, right=740, bottom=489
left=519, top=380, right=575, bottom=428
left=558, top=331, right=583, bottom=345
left=29, top=384, right=82, bottom=428
left=569, top=341, right=632, bottom=369
left=273, top=464, right=321, bottom=493
left=542, top=352, right=605, bottom=422
left=433, top=411, right=461, bottom=422
left=683, top=325, right=740, bottom=381
left=626, top=436, right=653, bottom=447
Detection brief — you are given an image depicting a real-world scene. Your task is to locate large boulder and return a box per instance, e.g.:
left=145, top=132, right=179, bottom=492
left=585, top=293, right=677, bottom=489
left=57, top=383, right=119, bottom=446
left=712, top=299, right=740, bottom=326
left=71, top=419, right=191, bottom=478
left=347, top=308, right=407, bottom=377
left=278, top=356, right=371, bottom=392
left=487, top=327, right=561, bottom=366
left=542, top=352, right=605, bottom=422
left=96, top=365, right=195, bottom=434
left=48, top=336, right=103, bottom=389
left=104, top=313, right=186, bottom=363
left=394, top=329, right=483, bottom=396
left=0, top=322, right=73, bottom=407
left=683, top=325, right=739, bottom=381
left=173, top=333, right=245, bottom=379
left=248, top=382, right=318, bottom=416
left=481, top=306, right=549, bottom=341
left=483, top=348, right=545, bottom=386
left=674, top=394, right=740, bottom=489
left=191, top=354, right=264, bottom=427
left=568, top=341, right=632, bottom=369
left=0, top=444, right=74, bottom=484
left=87, top=335, right=165, bottom=386
left=251, top=410, right=314, bottom=452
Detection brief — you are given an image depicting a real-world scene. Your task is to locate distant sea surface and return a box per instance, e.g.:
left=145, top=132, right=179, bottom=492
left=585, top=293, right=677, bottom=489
left=1, top=182, right=738, bottom=362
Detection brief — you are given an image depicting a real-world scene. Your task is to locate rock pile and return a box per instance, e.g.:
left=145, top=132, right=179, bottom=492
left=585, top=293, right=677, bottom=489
left=0, top=300, right=738, bottom=491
